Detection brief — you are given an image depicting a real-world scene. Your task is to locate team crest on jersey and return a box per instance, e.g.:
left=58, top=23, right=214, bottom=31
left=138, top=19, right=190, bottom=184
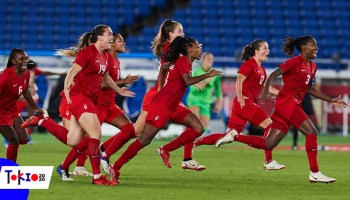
left=155, top=116, right=159, bottom=120
left=83, top=104, right=87, bottom=109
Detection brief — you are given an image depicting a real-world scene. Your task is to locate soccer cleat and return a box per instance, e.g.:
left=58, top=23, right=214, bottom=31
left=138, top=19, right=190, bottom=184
left=72, top=166, right=93, bottom=176
left=21, top=110, right=45, bottom=129
left=215, top=129, right=238, bottom=148
left=56, top=164, right=74, bottom=181
left=182, top=160, right=206, bottom=171
left=156, top=147, right=171, bottom=168
left=263, top=160, right=286, bottom=171
left=100, top=155, right=110, bottom=175
left=109, top=165, right=121, bottom=184
left=92, top=175, right=117, bottom=186
left=309, top=171, right=336, bottom=183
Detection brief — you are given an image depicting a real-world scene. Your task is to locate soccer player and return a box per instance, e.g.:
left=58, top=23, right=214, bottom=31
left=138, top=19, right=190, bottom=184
left=22, top=25, right=135, bottom=185
left=0, top=48, right=42, bottom=162
left=57, top=33, right=139, bottom=179
left=216, top=35, right=348, bottom=183
left=14, top=60, right=63, bottom=145
left=130, top=19, right=206, bottom=171
left=193, top=40, right=285, bottom=170
left=108, top=36, right=223, bottom=183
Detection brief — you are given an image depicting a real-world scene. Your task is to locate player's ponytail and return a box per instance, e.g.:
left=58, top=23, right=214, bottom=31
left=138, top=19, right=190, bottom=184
left=241, top=39, right=265, bottom=61
left=282, top=35, right=314, bottom=57
left=152, top=19, right=181, bottom=57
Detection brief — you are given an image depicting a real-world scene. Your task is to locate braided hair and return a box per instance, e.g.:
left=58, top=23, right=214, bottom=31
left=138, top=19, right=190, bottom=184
left=160, top=36, right=197, bottom=64
left=7, top=48, right=25, bottom=67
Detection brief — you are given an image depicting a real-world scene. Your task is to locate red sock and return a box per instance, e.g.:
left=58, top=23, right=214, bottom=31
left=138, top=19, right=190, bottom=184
left=305, top=134, right=319, bottom=172
left=234, top=134, right=267, bottom=149
left=163, top=128, right=201, bottom=152
left=263, top=125, right=273, bottom=163
left=7, top=144, right=19, bottom=162
left=40, top=119, right=67, bottom=145
left=104, top=123, right=135, bottom=158
left=195, top=133, right=225, bottom=146
left=102, top=134, right=118, bottom=150
left=87, top=138, right=101, bottom=175
left=77, top=154, right=88, bottom=167
left=113, top=139, right=144, bottom=171
left=61, top=136, right=89, bottom=170
left=183, top=142, right=194, bottom=160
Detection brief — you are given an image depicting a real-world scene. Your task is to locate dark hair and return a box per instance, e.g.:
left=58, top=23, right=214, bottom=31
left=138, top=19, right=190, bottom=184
left=27, top=59, right=38, bottom=70
left=7, top=48, right=25, bottom=67
left=281, top=35, right=314, bottom=57
left=152, top=19, right=181, bottom=57
left=113, top=33, right=122, bottom=42
left=161, top=36, right=197, bottom=63
left=56, top=24, right=110, bottom=57
left=241, top=39, right=266, bottom=61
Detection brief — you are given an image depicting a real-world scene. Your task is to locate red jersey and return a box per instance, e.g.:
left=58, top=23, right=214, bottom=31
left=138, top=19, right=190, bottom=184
left=237, top=58, right=267, bottom=103
left=69, top=44, right=111, bottom=101
left=98, top=57, right=121, bottom=107
left=151, top=56, right=192, bottom=110
left=149, top=41, right=171, bottom=91
left=277, top=55, right=317, bottom=104
left=0, top=67, right=30, bottom=115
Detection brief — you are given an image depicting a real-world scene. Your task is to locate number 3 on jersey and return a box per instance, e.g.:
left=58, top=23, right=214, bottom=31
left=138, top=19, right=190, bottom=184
left=305, top=74, right=310, bottom=84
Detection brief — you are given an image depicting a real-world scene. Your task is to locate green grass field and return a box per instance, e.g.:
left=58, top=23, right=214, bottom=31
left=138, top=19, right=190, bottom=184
left=2, top=133, right=350, bottom=200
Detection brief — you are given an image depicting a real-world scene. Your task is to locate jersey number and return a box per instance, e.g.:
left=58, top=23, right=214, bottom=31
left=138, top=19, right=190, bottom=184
left=305, top=75, right=310, bottom=84
left=98, top=64, right=107, bottom=74
left=259, top=75, right=265, bottom=85
left=18, top=86, right=22, bottom=95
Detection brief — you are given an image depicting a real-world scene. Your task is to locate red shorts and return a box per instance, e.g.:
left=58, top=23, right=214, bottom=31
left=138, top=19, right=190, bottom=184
left=59, top=95, right=71, bottom=120
left=146, top=103, right=173, bottom=129
left=146, top=102, right=191, bottom=129
left=96, top=104, right=125, bottom=124
left=271, top=103, right=309, bottom=133
left=69, top=94, right=97, bottom=120
left=0, top=112, right=20, bottom=126
left=227, top=99, right=269, bottom=133
left=169, top=102, right=192, bottom=123
left=141, top=88, right=158, bottom=111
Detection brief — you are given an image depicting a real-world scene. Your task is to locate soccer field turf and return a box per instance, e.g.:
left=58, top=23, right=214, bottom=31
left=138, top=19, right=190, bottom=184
left=3, top=133, right=350, bottom=200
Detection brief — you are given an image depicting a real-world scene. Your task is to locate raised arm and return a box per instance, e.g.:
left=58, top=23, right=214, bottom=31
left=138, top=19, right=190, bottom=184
left=307, top=86, right=348, bottom=109
left=182, top=69, right=223, bottom=86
